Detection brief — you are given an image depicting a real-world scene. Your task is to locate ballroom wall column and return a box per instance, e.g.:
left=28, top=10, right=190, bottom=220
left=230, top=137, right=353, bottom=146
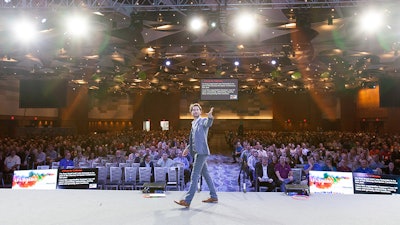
left=59, top=85, right=89, bottom=134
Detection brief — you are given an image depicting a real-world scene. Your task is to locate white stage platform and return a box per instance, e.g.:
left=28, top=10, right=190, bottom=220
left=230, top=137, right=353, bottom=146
left=0, top=189, right=399, bottom=225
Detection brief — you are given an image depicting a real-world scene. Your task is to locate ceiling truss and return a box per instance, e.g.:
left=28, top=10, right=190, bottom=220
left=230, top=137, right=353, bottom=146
left=0, top=0, right=377, bottom=12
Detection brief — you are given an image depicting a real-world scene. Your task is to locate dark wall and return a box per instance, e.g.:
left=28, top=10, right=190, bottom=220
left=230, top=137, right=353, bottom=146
left=53, top=89, right=400, bottom=133
left=60, top=86, right=89, bottom=134
left=272, top=92, right=322, bottom=131
left=132, top=92, right=180, bottom=131
left=339, top=91, right=358, bottom=132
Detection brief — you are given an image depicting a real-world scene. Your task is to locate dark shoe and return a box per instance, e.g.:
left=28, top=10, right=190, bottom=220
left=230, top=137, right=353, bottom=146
left=202, top=197, right=218, bottom=203
left=174, top=200, right=190, bottom=208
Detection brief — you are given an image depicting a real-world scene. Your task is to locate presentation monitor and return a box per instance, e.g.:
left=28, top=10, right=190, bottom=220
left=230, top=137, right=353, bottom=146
left=200, top=79, right=238, bottom=101
left=57, top=168, right=98, bottom=189
left=353, top=172, right=400, bottom=195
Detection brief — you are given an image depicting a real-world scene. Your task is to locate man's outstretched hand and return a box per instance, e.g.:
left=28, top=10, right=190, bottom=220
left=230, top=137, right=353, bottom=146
left=207, top=107, right=214, bottom=118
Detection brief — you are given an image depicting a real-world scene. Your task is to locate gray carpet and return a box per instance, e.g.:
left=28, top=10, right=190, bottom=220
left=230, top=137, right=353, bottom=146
left=189, top=154, right=248, bottom=192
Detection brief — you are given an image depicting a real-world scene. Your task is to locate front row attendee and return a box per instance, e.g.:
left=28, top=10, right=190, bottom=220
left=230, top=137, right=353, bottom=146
left=4, top=150, right=21, bottom=174
left=255, top=156, right=276, bottom=192
left=3, top=150, right=21, bottom=183
left=59, top=151, right=74, bottom=169
left=275, top=156, right=294, bottom=192
left=139, top=154, right=155, bottom=182
left=354, top=159, right=374, bottom=174
left=382, top=162, right=400, bottom=175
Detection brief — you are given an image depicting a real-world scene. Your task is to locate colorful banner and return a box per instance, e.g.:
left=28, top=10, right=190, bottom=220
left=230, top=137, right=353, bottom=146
left=12, top=169, right=58, bottom=190
left=12, top=168, right=98, bottom=190
left=309, top=171, right=354, bottom=194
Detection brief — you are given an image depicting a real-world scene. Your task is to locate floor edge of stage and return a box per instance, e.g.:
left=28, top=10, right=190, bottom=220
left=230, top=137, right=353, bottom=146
left=1, top=189, right=399, bottom=225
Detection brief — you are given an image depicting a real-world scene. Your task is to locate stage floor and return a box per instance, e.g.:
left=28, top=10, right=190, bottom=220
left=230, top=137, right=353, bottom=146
left=1, top=189, right=399, bottom=225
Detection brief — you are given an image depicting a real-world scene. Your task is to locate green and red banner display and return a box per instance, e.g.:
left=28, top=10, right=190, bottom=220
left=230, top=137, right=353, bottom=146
left=12, top=168, right=98, bottom=190
left=309, top=171, right=400, bottom=195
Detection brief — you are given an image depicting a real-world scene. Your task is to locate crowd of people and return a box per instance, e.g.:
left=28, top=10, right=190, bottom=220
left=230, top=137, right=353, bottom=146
left=227, top=130, right=400, bottom=192
left=0, top=129, right=191, bottom=185
left=1, top=129, right=400, bottom=191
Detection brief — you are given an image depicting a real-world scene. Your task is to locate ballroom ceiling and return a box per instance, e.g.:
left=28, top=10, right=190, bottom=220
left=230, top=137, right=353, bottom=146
left=0, top=0, right=399, bottom=95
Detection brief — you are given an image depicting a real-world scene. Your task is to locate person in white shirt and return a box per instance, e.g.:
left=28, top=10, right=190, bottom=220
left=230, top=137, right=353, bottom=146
left=173, top=150, right=191, bottom=184
left=247, top=149, right=259, bottom=186
left=157, top=152, right=174, bottom=168
left=4, top=150, right=21, bottom=174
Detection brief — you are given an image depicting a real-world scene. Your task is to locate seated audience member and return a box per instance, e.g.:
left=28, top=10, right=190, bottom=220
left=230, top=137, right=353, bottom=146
left=232, top=141, right=243, bottom=163
left=382, top=162, right=400, bottom=175
left=157, top=152, right=174, bottom=168
left=0, top=150, right=5, bottom=174
left=247, top=150, right=259, bottom=187
left=173, top=150, right=191, bottom=184
left=322, top=157, right=337, bottom=171
left=134, top=150, right=145, bottom=163
left=337, top=158, right=352, bottom=172
left=4, top=149, right=21, bottom=173
left=46, top=145, right=59, bottom=164
left=4, top=149, right=21, bottom=183
left=59, top=151, right=74, bottom=169
left=369, top=154, right=385, bottom=170
left=112, top=150, right=126, bottom=164
left=140, top=154, right=155, bottom=181
left=303, top=155, right=322, bottom=176
left=255, top=156, right=276, bottom=192
left=354, top=159, right=374, bottom=174
left=24, top=148, right=38, bottom=170
left=87, top=152, right=100, bottom=166
left=127, top=146, right=138, bottom=160
left=73, top=151, right=87, bottom=167
left=312, top=151, right=325, bottom=168
left=275, top=156, right=294, bottom=192
left=36, top=148, right=47, bottom=166
left=391, top=146, right=400, bottom=169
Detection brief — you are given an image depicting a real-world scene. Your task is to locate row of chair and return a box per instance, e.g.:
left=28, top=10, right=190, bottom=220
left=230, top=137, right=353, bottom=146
left=46, top=161, right=142, bottom=170
left=36, top=162, right=185, bottom=191
left=96, top=166, right=184, bottom=191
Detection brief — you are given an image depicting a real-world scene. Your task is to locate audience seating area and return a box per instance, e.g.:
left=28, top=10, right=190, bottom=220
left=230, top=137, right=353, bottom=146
left=1, top=130, right=400, bottom=192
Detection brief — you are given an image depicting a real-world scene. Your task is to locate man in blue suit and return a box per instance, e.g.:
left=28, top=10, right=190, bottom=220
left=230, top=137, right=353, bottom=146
left=175, top=103, right=218, bottom=208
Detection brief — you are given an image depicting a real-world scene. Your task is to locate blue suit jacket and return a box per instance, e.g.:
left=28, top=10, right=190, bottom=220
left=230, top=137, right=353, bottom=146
left=188, top=116, right=213, bottom=156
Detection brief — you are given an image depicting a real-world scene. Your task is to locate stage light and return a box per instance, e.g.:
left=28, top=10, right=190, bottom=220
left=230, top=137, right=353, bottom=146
left=66, top=15, right=89, bottom=37
left=12, top=19, right=38, bottom=43
left=165, top=59, right=171, bottom=66
left=233, top=12, right=257, bottom=35
left=271, top=59, right=277, bottom=65
left=358, top=9, right=386, bottom=33
left=210, top=21, right=217, bottom=28
left=189, top=16, right=206, bottom=32
left=234, top=60, right=240, bottom=66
